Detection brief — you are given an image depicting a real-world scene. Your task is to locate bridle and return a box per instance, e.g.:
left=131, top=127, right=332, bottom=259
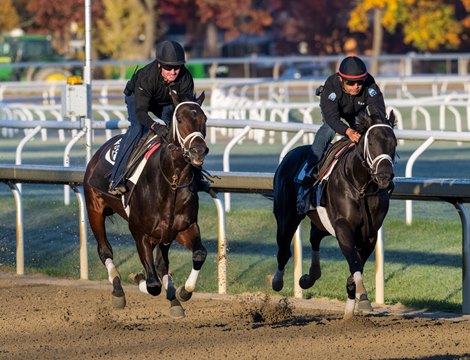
left=170, top=101, right=206, bottom=160
left=362, top=123, right=395, bottom=178
left=159, top=101, right=207, bottom=190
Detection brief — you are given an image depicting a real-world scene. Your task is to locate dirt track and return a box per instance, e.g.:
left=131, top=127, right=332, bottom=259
left=1, top=273, right=470, bottom=360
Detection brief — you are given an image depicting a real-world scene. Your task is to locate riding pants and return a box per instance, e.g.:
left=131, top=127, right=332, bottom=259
left=309, top=120, right=336, bottom=167
left=110, top=94, right=172, bottom=186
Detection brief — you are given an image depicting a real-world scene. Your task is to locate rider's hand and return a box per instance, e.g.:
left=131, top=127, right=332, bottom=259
left=151, top=123, right=169, bottom=138
left=346, top=128, right=361, bottom=143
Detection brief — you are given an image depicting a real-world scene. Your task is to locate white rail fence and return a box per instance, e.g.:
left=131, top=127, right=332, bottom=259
left=1, top=165, right=470, bottom=313
left=1, top=118, right=470, bottom=221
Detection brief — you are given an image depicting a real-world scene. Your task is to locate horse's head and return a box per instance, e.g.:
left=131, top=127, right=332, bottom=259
left=169, top=91, right=208, bottom=167
left=355, top=107, right=397, bottom=189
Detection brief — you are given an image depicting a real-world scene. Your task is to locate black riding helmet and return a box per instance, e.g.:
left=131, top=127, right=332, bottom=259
left=156, top=40, right=186, bottom=66
left=338, top=56, right=368, bottom=81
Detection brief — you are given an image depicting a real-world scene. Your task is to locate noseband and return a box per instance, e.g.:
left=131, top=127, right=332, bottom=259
left=171, top=101, right=206, bottom=160
left=362, top=124, right=394, bottom=177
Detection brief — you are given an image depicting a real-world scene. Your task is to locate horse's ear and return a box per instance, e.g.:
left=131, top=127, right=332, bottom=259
left=388, top=110, right=396, bottom=128
left=170, top=90, right=180, bottom=106
left=196, top=91, right=205, bottom=106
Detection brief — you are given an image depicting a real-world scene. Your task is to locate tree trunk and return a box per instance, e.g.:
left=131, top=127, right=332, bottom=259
left=371, top=7, right=383, bottom=76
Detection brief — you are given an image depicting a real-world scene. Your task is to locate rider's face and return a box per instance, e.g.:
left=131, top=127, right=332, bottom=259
left=160, top=64, right=181, bottom=83
left=340, top=77, right=364, bottom=96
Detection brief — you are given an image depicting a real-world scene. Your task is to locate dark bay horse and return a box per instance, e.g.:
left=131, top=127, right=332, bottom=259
left=83, top=91, right=208, bottom=318
left=271, top=109, right=397, bottom=319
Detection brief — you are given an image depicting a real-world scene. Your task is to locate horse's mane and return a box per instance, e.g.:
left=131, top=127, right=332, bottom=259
left=354, top=106, right=396, bottom=134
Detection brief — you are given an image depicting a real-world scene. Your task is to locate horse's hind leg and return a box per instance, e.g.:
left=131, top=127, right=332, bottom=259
left=272, top=210, right=303, bottom=292
left=84, top=189, right=126, bottom=309
left=299, top=225, right=326, bottom=289
left=174, top=223, right=207, bottom=303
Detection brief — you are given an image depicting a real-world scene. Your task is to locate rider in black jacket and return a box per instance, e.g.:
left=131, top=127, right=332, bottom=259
left=302, top=56, right=386, bottom=186
left=108, top=40, right=195, bottom=195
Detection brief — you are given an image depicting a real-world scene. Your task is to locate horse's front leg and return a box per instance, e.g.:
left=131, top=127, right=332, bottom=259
left=334, top=220, right=371, bottom=319
left=132, top=232, right=162, bottom=296
left=155, top=243, right=185, bottom=319
left=174, top=223, right=207, bottom=302
left=353, top=236, right=378, bottom=314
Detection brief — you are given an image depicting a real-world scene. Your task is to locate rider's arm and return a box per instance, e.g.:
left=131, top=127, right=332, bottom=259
left=319, top=75, right=349, bottom=136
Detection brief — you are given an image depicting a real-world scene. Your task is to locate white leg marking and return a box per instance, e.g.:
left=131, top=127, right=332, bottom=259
left=344, top=298, right=356, bottom=319
left=105, top=258, right=119, bottom=284
left=162, top=274, right=174, bottom=291
left=353, top=271, right=367, bottom=298
left=184, top=269, right=200, bottom=292
left=138, top=280, right=149, bottom=294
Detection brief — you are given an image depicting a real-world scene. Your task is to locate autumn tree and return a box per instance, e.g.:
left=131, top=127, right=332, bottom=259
left=95, top=0, right=150, bottom=60
left=25, top=0, right=102, bottom=56
left=160, top=0, right=272, bottom=56
left=264, top=0, right=355, bottom=56
left=0, top=0, right=20, bottom=33
left=349, top=0, right=463, bottom=52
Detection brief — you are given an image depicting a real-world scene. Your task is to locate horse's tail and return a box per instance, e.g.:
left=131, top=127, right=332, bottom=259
left=273, top=145, right=310, bottom=213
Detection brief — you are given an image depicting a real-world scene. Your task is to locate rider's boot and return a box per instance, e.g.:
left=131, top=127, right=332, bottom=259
left=108, top=181, right=127, bottom=196
left=301, top=163, right=318, bottom=187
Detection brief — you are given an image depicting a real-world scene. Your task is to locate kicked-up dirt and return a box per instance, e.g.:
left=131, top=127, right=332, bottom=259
left=1, top=272, right=470, bottom=360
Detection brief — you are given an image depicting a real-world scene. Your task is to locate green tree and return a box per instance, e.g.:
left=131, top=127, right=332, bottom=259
left=0, top=0, right=20, bottom=33
left=349, top=0, right=463, bottom=51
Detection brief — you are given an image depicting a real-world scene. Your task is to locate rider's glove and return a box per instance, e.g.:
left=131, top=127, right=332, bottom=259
left=151, top=122, right=169, bottom=138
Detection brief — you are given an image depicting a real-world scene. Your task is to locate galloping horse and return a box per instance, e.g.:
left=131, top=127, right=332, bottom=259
left=83, top=91, right=208, bottom=318
left=271, top=109, right=397, bottom=319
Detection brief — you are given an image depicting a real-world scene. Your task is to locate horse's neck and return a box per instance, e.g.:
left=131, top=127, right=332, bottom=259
left=159, top=144, right=192, bottom=180
left=342, top=144, right=371, bottom=187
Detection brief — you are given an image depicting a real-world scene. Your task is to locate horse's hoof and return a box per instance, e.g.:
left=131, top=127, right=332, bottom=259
left=176, top=286, right=193, bottom=302
left=272, top=270, right=284, bottom=292
left=112, top=294, right=126, bottom=309
left=357, top=299, right=373, bottom=313
left=169, top=299, right=185, bottom=319
left=343, top=311, right=354, bottom=321
left=299, top=274, right=316, bottom=289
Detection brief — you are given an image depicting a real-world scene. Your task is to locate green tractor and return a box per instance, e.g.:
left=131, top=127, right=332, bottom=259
left=0, top=34, right=74, bottom=82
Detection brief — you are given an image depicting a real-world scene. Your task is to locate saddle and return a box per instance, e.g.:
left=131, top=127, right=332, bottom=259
left=296, top=138, right=355, bottom=215
left=316, top=137, right=355, bottom=182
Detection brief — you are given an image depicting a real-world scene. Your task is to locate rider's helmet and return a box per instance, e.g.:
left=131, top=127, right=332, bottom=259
left=156, top=40, right=186, bottom=66
left=338, top=56, right=368, bottom=81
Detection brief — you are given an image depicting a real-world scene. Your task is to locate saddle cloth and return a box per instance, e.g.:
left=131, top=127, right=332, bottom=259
left=104, top=136, right=161, bottom=214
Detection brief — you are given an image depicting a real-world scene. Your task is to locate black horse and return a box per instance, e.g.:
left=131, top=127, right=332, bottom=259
left=271, top=109, right=397, bottom=319
left=83, top=91, right=208, bottom=319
